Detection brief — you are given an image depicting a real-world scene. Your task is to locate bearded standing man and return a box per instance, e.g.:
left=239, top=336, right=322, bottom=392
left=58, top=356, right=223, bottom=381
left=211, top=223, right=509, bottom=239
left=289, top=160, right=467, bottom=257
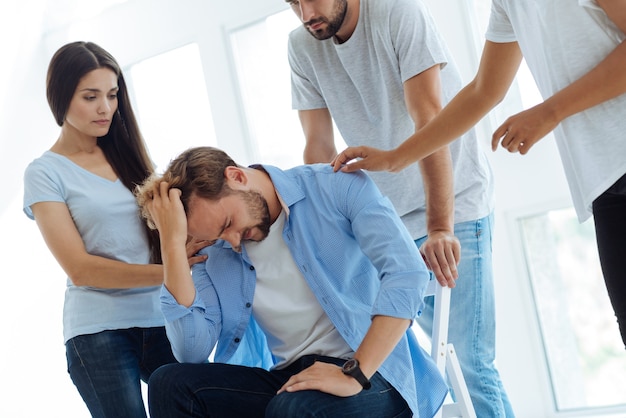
left=285, top=0, right=514, bottom=415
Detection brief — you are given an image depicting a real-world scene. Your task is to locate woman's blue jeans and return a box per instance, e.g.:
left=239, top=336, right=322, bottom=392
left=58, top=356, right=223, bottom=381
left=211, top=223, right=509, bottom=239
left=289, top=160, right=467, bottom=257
left=148, top=355, right=411, bottom=418
left=593, top=172, right=626, bottom=348
left=415, top=213, right=515, bottom=417
left=66, top=326, right=177, bottom=418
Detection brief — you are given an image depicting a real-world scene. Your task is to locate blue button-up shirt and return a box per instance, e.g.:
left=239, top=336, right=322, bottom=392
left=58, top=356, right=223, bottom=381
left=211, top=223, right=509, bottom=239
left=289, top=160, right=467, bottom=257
left=160, top=164, right=447, bottom=417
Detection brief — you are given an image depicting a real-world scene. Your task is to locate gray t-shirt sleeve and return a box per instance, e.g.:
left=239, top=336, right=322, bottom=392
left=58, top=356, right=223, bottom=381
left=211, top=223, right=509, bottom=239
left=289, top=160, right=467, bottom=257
left=287, top=32, right=328, bottom=110
left=388, top=0, right=449, bottom=83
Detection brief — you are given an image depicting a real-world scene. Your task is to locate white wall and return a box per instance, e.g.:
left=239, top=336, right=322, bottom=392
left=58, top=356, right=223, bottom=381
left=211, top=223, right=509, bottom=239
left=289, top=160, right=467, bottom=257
left=1, top=1, right=622, bottom=417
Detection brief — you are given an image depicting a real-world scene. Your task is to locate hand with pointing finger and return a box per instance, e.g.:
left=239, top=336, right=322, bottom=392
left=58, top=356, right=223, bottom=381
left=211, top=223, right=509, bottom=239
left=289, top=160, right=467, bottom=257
left=491, top=102, right=559, bottom=155
left=331, top=146, right=401, bottom=173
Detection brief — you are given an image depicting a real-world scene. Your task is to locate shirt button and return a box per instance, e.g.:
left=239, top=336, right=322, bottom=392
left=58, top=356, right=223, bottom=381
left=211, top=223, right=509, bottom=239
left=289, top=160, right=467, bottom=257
left=249, top=266, right=255, bottom=270
left=245, top=303, right=251, bottom=308
left=234, top=338, right=241, bottom=343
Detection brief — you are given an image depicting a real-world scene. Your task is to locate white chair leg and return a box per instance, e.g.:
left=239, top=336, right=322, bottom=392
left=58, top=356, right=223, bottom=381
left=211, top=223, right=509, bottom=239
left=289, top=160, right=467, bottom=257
left=444, top=344, right=476, bottom=418
left=427, top=281, right=476, bottom=418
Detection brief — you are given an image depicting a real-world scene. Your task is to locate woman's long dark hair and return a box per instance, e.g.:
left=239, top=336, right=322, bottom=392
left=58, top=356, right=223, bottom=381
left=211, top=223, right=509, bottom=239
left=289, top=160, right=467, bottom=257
left=46, top=41, right=162, bottom=263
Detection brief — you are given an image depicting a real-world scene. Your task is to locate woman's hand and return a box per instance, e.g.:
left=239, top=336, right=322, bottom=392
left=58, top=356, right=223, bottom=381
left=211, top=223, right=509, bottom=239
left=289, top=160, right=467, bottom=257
left=185, top=236, right=209, bottom=267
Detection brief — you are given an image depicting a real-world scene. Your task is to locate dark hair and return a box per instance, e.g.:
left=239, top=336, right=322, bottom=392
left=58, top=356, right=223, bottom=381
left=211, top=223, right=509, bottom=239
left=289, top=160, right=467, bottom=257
left=46, top=41, right=161, bottom=263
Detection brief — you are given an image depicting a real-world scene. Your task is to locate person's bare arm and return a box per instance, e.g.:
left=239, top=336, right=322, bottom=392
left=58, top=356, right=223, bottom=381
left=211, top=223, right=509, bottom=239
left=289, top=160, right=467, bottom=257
left=147, top=182, right=198, bottom=307
left=332, top=41, right=523, bottom=171
left=32, top=201, right=164, bottom=288
left=278, top=315, right=410, bottom=396
left=404, top=65, right=458, bottom=287
left=32, top=200, right=207, bottom=289
left=300, top=108, right=337, bottom=164
left=493, top=1, right=626, bottom=153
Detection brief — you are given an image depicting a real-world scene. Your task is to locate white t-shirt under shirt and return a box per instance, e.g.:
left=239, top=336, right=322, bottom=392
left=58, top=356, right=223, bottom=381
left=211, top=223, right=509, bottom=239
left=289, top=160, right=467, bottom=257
left=487, top=0, right=626, bottom=221
left=288, top=0, right=495, bottom=239
left=245, top=210, right=353, bottom=369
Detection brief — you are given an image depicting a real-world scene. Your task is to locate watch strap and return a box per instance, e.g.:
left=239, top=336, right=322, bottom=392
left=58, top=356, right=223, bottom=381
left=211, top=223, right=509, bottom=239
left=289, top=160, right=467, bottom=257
left=342, top=358, right=372, bottom=390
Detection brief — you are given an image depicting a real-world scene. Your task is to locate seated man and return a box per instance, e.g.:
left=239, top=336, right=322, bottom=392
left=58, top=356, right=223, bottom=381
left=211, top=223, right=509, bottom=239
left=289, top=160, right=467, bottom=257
left=135, top=146, right=448, bottom=418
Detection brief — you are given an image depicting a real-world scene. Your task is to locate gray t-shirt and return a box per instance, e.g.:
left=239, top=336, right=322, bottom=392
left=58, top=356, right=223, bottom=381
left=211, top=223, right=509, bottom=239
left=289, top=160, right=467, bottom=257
left=288, top=0, right=494, bottom=238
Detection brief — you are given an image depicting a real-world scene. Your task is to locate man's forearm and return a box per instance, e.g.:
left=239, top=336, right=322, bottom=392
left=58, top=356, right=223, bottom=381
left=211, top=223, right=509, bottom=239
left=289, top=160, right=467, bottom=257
left=353, top=315, right=412, bottom=378
left=162, top=241, right=196, bottom=307
left=299, top=108, right=337, bottom=163
left=419, top=146, right=455, bottom=235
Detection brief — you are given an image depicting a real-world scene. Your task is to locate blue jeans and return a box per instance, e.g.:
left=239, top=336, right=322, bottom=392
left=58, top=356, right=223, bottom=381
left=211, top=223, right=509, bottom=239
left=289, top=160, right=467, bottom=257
left=415, top=213, right=515, bottom=417
left=148, top=355, right=411, bottom=418
left=593, top=172, right=626, bottom=348
left=66, top=327, right=177, bottom=418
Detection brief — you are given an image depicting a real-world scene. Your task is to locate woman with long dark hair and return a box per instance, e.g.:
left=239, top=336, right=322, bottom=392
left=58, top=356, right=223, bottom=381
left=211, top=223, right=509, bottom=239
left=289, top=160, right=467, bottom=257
left=23, top=41, right=206, bottom=417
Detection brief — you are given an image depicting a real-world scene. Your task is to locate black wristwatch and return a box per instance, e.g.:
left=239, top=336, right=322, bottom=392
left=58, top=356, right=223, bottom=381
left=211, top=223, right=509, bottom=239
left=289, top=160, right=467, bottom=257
left=341, top=358, right=371, bottom=390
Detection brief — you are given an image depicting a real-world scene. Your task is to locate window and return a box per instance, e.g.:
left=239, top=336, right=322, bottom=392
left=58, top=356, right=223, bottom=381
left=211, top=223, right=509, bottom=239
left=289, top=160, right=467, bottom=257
left=520, top=208, right=626, bottom=411
left=229, top=10, right=346, bottom=169
left=128, top=43, right=217, bottom=171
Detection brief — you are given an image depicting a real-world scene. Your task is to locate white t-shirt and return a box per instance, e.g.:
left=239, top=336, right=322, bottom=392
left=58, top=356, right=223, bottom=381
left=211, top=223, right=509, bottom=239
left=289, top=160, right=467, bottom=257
left=245, top=210, right=353, bottom=369
left=486, top=0, right=626, bottom=221
left=288, top=0, right=494, bottom=238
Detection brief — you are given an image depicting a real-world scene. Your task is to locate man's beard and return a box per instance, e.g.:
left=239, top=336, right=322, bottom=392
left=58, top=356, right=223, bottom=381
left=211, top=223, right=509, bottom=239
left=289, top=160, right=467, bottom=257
left=305, top=0, right=348, bottom=40
left=238, top=189, right=271, bottom=242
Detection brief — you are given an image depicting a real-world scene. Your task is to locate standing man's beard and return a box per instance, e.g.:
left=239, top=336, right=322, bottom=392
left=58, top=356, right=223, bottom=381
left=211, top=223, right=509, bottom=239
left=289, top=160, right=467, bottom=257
left=304, top=0, right=348, bottom=40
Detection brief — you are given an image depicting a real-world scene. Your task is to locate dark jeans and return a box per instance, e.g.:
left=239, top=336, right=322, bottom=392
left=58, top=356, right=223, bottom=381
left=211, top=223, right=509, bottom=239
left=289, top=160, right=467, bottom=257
left=593, top=172, right=626, bottom=348
left=66, top=327, right=177, bottom=418
left=148, top=355, right=411, bottom=418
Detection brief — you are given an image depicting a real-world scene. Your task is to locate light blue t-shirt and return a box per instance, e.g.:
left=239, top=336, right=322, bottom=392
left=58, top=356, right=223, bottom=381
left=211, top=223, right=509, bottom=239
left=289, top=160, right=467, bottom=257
left=160, top=164, right=448, bottom=418
left=23, top=151, right=164, bottom=343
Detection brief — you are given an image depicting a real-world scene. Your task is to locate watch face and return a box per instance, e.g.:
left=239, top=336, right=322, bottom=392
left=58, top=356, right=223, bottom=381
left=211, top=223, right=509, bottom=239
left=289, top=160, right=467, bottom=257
left=342, top=358, right=371, bottom=390
left=343, top=358, right=358, bottom=372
